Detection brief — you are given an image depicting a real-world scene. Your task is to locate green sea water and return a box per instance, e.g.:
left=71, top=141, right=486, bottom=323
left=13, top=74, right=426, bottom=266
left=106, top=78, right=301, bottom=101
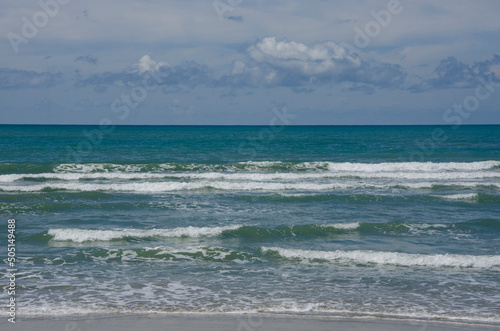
left=1, top=125, right=499, bottom=323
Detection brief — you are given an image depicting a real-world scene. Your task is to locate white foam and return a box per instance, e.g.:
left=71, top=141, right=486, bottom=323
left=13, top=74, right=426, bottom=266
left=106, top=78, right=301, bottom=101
left=14, top=306, right=500, bottom=324
left=2, top=170, right=499, bottom=183
left=55, top=163, right=144, bottom=173
left=326, top=160, right=500, bottom=172
left=49, top=160, right=500, bottom=173
left=324, top=222, right=360, bottom=230
left=0, top=181, right=351, bottom=192
left=0, top=172, right=167, bottom=182
left=258, top=305, right=500, bottom=324
left=15, top=304, right=500, bottom=324
left=261, top=247, right=500, bottom=268
left=48, top=225, right=242, bottom=242
left=236, top=160, right=284, bottom=167
left=237, top=160, right=500, bottom=172
left=435, top=193, right=479, bottom=200
left=3, top=160, right=499, bottom=193
left=2, top=180, right=499, bottom=192
left=277, top=193, right=315, bottom=197
left=398, top=223, right=452, bottom=237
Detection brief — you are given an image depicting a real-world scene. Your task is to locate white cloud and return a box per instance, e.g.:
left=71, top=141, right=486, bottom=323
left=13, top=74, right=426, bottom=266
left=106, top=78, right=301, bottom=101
left=239, top=37, right=406, bottom=90
left=247, top=37, right=361, bottom=76
left=231, top=60, right=247, bottom=75
left=134, top=55, right=169, bottom=74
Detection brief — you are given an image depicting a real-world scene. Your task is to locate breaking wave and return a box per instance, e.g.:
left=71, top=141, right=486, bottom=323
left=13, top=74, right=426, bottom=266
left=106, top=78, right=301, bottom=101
left=262, top=247, right=500, bottom=268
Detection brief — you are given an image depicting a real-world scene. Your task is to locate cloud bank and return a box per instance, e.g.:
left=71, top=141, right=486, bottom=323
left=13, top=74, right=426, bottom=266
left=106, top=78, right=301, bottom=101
left=0, top=68, right=63, bottom=90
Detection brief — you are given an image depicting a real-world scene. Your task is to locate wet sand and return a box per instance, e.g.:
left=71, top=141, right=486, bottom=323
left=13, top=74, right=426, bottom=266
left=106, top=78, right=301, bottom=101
left=2, top=314, right=499, bottom=331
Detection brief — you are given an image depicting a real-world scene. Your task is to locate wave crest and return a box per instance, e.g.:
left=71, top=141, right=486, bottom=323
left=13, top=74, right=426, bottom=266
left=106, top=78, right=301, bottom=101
left=48, top=225, right=242, bottom=242
left=261, top=247, right=500, bottom=268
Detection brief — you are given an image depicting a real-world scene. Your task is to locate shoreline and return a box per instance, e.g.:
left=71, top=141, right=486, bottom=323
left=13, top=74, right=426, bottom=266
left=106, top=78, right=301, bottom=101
left=2, top=313, right=500, bottom=331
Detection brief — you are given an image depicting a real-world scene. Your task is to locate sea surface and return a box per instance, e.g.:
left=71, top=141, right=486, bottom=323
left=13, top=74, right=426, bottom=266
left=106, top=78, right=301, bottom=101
left=1, top=125, right=499, bottom=323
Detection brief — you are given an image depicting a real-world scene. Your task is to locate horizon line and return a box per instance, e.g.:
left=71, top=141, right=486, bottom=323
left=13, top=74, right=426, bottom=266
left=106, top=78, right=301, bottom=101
left=0, top=123, right=499, bottom=127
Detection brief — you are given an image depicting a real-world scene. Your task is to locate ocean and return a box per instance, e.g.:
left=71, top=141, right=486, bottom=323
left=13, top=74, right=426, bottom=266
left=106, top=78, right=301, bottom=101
left=1, top=125, right=499, bottom=323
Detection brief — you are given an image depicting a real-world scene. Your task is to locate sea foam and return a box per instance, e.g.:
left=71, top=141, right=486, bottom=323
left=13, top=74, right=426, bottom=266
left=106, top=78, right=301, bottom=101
left=261, top=247, right=500, bottom=268
left=2, top=170, right=498, bottom=183
left=2, top=181, right=499, bottom=192
left=48, top=225, right=242, bottom=242
left=49, top=160, right=500, bottom=173
left=434, top=193, right=479, bottom=201
left=324, top=222, right=360, bottom=230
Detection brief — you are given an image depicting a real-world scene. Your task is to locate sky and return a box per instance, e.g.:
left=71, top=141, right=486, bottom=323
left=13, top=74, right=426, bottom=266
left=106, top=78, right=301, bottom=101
left=1, top=0, right=499, bottom=125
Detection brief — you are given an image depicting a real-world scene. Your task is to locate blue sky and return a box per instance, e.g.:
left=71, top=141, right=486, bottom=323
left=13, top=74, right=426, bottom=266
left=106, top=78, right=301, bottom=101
left=1, top=0, right=499, bottom=125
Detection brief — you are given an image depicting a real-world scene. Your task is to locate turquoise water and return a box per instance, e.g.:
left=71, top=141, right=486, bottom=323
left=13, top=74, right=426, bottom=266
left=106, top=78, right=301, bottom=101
left=1, top=125, right=500, bottom=322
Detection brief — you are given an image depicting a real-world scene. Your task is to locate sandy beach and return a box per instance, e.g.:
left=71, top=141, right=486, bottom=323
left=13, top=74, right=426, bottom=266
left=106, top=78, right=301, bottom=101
left=2, top=314, right=500, bottom=331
